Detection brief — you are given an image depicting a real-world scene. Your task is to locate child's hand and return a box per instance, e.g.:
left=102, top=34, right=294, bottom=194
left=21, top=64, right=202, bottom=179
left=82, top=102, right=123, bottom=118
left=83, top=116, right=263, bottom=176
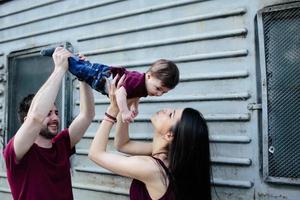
left=121, top=111, right=134, bottom=123
left=76, top=53, right=87, bottom=61
left=130, top=104, right=139, bottom=118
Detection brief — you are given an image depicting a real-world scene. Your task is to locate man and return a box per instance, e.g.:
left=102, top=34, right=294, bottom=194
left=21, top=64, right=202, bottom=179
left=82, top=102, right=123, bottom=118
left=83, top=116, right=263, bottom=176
left=3, top=47, right=95, bottom=200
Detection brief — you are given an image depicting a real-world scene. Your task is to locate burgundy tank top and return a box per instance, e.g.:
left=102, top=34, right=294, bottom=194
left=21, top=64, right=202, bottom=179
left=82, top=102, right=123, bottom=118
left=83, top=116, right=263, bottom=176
left=129, top=156, right=175, bottom=200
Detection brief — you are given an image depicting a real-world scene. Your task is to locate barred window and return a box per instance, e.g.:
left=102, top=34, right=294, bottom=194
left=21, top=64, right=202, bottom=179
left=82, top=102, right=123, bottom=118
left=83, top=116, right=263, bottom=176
left=257, top=2, right=300, bottom=185
left=7, top=47, right=72, bottom=141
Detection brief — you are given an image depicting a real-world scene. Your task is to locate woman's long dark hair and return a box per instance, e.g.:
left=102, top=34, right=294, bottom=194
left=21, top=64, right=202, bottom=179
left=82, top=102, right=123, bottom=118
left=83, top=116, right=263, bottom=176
left=168, top=108, right=211, bottom=200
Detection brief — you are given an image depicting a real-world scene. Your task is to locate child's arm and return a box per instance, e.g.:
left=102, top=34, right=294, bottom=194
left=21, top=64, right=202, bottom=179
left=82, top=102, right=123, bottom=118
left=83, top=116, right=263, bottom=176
left=130, top=98, right=139, bottom=118
left=115, top=87, right=134, bottom=123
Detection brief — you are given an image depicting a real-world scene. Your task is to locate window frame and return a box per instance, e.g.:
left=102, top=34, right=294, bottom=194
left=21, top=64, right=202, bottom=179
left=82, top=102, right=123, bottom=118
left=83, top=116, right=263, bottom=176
left=5, top=44, right=73, bottom=145
left=257, top=2, right=300, bottom=185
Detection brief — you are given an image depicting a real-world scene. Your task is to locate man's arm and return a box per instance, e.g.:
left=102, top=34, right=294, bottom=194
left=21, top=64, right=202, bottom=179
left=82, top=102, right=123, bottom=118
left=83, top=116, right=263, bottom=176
left=13, top=47, right=70, bottom=161
left=68, top=81, right=95, bottom=148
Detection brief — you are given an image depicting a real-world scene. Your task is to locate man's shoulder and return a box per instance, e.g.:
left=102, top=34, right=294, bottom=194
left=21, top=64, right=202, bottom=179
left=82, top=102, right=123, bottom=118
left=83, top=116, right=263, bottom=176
left=3, top=137, right=14, bottom=157
left=52, top=129, right=70, bottom=143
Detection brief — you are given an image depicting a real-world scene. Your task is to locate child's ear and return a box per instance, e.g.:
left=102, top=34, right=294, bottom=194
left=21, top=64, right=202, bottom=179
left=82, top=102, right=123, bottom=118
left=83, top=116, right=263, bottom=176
left=146, top=72, right=152, bottom=79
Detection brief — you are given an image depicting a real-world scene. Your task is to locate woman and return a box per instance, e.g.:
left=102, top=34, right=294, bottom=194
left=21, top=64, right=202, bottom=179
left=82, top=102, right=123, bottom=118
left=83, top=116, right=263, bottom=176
left=89, top=75, right=212, bottom=200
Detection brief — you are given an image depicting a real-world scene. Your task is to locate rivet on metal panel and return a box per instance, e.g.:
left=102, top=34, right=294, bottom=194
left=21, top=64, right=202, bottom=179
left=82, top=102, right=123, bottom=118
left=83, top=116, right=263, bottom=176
left=262, top=79, right=266, bottom=86
left=269, top=146, right=275, bottom=154
left=0, top=103, right=2, bottom=109
left=0, top=90, right=4, bottom=95
left=0, top=64, right=4, bottom=69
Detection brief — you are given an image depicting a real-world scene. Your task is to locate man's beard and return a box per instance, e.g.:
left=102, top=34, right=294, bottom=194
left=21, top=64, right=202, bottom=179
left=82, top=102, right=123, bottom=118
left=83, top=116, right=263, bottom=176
left=39, top=126, right=58, bottom=139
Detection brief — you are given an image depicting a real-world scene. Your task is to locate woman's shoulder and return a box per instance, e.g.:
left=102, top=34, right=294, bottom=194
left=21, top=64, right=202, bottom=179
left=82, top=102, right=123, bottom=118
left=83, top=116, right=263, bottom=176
left=133, top=155, right=164, bottom=175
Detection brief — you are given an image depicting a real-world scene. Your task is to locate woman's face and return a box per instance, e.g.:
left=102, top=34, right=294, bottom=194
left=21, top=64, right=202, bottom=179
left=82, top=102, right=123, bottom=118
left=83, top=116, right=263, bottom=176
left=151, top=108, right=183, bottom=135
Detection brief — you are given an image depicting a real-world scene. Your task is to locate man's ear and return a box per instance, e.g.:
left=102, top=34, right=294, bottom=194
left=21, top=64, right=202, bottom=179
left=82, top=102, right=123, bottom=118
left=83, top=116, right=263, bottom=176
left=164, top=131, right=174, bottom=142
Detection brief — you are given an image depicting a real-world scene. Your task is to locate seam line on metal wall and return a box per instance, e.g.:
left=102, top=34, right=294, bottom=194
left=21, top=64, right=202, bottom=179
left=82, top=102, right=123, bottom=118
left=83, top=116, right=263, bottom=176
left=73, top=181, right=252, bottom=193
left=75, top=164, right=247, bottom=173
left=0, top=5, right=245, bottom=43
left=0, top=187, right=10, bottom=193
left=210, top=135, right=251, bottom=143
left=82, top=133, right=251, bottom=144
left=181, top=71, right=249, bottom=82
left=212, top=157, right=251, bottom=166
left=75, top=71, right=249, bottom=89
left=92, top=113, right=250, bottom=123
left=86, top=92, right=251, bottom=105
left=78, top=7, right=247, bottom=42
left=72, top=183, right=129, bottom=195
left=213, top=178, right=253, bottom=188
left=75, top=150, right=251, bottom=166
left=0, top=0, right=60, bottom=18
left=73, top=167, right=253, bottom=189
left=0, top=0, right=124, bottom=31
left=106, top=49, right=248, bottom=68
left=82, top=28, right=248, bottom=56
left=0, top=0, right=207, bottom=43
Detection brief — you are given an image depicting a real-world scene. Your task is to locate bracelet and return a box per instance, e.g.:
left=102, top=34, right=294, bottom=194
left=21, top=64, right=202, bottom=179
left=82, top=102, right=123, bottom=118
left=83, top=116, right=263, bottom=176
left=103, top=117, right=115, bottom=124
left=105, top=112, right=117, bottom=122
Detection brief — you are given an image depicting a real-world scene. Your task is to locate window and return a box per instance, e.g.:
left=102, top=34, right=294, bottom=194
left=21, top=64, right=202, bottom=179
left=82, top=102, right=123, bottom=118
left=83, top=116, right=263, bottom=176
left=257, top=2, right=300, bottom=185
left=7, top=47, right=72, bottom=141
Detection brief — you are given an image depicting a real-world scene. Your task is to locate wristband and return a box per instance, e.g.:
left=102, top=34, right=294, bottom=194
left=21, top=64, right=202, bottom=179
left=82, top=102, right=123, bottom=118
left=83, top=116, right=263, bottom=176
left=103, top=117, right=115, bottom=124
left=105, top=112, right=117, bottom=122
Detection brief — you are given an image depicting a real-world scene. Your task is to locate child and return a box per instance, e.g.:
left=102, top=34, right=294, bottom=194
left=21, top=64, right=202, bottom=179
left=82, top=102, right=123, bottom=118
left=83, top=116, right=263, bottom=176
left=41, top=46, right=179, bottom=123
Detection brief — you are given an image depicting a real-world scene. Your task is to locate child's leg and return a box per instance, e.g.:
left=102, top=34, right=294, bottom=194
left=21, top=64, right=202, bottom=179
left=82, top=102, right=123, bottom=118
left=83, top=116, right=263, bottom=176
left=40, top=43, right=111, bottom=95
left=68, top=56, right=111, bottom=95
left=40, top=42, right=74, bottom=56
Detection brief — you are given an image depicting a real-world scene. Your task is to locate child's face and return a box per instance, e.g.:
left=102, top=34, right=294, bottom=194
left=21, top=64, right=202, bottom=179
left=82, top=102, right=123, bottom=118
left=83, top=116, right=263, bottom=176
left=145, top=73, right=170, bottom=96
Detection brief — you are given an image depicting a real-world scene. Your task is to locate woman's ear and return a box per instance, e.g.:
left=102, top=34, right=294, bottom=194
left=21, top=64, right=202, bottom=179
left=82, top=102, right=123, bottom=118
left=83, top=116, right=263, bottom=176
left=24, top=116, right=27, bottom=122
left=164, top=131, right=174, bottom=142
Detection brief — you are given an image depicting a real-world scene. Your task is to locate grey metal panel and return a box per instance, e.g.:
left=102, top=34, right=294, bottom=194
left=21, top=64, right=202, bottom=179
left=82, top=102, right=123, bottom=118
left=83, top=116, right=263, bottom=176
left=0, top=0, right=300, bottom=199
left=0, top=0, right=59, bottom=18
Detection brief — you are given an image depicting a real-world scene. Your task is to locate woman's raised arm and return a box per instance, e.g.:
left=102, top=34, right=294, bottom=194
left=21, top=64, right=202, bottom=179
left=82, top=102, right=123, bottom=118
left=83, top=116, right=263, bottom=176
left=114, top=109, right=152, bottom=155
left=88, top=75, right=155, bottom=181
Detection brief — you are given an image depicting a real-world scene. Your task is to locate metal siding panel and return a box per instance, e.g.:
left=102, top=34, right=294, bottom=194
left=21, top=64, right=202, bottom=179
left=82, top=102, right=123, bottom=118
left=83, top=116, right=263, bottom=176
left=1, top=0, right=300, bottom=199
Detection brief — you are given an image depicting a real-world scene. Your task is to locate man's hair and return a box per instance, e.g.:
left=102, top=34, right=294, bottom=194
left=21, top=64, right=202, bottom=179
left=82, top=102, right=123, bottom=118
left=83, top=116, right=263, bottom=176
left=147, top=59, right=179, bottom=89
left=18, top=94, right=35, bottom=123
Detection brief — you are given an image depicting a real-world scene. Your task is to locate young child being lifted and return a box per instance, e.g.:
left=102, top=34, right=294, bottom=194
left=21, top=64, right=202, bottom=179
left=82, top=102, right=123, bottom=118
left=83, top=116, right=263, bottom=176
left=41, top=45, right=179, bottom=123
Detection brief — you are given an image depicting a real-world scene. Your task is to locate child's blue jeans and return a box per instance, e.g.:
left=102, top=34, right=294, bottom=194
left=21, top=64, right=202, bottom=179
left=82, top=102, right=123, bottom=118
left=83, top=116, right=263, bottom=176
left=68, top=56, right=111, bottom=95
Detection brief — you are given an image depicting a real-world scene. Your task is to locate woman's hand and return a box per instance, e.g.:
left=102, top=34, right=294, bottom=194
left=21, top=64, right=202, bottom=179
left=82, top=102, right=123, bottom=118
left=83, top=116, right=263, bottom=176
left=106, top=74, right=125, bottom=117
left=121, top=111, right=135, bottom=123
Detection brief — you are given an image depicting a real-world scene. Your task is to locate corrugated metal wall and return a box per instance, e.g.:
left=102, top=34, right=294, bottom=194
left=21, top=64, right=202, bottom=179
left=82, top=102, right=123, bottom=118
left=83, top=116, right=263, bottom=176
left=0, top=0, right=299, bottom=199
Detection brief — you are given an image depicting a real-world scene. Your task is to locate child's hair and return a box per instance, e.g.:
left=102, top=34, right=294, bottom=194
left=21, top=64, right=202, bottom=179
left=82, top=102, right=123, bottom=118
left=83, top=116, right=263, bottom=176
left=147, top=59, right=179, bottom=89
left=18, top=94, right=35, bottom=123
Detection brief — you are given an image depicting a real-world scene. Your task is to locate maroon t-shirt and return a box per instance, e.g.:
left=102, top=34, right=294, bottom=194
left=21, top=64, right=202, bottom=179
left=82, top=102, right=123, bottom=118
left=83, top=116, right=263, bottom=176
left=110, top=67, right=148, bottom=98
left=3, top=129, right=75, bottom=200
